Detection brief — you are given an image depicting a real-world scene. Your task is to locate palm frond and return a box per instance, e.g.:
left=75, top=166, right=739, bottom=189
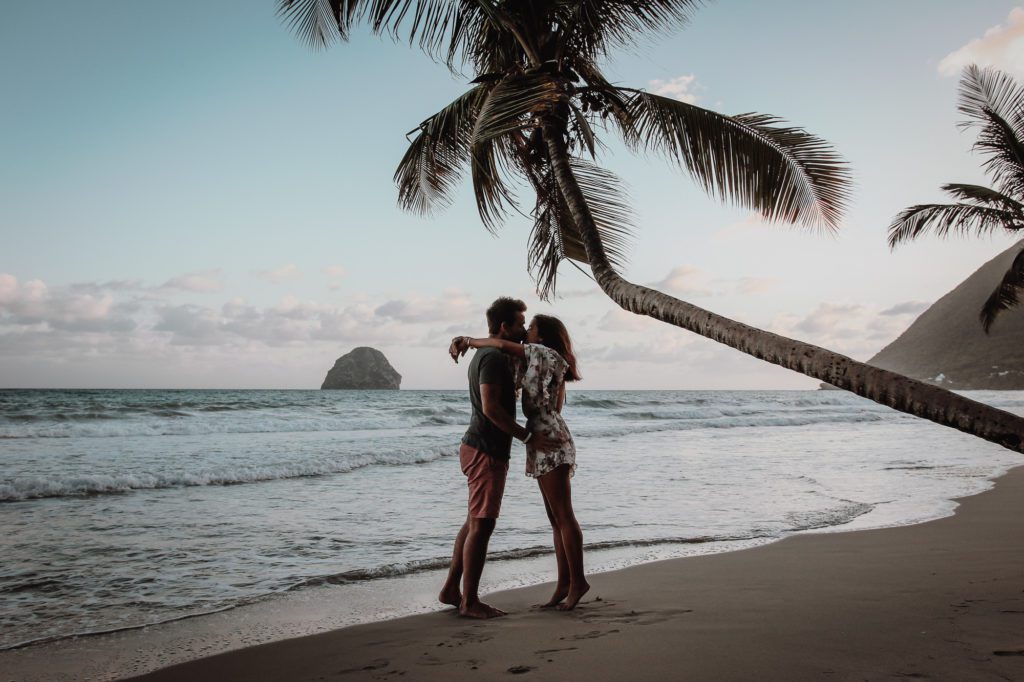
left=277, top=0, right=356, bottom=48
left=470, top=135, right=518, bottom=233
left=471, top=73, right=563, bottom=144
left=559, top=1, right=705, bottom=59
left=940, top=183, right=1024, bottom=212
left=625, top=91, right=851, bottom=230
left=976, top=109, right=1024, bottom=198
left=981, top=245, right=1024, bottom=333
left=528, top=192, right=571, bottom=300
left=527, top=156, right=634, bottom=298
left=887, top=203, right=1023, bottom=248
left=959, top=64, right=1024, bottom=133
left=366, top=0, right=487, bottom=70
left=569, top=158, right=634, bottom=265
left=958, top=65, right=1024, bottom=197
left=278, top=0, right=492, bottom=70
left=395, top=85, right=486, bottom=214
left=569, top=101, right=597, bottom=158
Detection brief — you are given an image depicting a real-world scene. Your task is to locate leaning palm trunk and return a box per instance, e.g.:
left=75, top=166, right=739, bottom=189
left=542, top=124, right=1024, bottom=454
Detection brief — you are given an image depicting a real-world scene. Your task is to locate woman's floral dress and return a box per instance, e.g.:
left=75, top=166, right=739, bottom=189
left=518, top=343, right=576, bottom=478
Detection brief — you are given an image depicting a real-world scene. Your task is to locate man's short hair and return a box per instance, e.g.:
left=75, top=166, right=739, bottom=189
left=486, top=297, right=527, bottom=334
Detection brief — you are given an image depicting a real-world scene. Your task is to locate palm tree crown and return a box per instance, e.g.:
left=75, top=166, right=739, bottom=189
left=888, top=65, right=1024, bottom=333
left=279, top=0, right=851, bottom=297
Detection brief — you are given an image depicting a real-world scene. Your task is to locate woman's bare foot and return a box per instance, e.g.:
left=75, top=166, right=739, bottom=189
left=556, top=581, right=590, bottom=611
left=459, top=600, right=507, bottom=619
left=438, top=586, right=462, bottom=608
left=535, top=585, right=570, bottom=608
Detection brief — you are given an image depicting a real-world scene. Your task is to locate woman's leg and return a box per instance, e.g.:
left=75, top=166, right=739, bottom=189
left=537, top=481, right=570, bottom=608
left=537, top=464, right=589, bottom=610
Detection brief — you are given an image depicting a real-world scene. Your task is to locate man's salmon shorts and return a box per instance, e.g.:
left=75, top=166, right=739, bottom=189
left=459, top=444, right=509, bottom=519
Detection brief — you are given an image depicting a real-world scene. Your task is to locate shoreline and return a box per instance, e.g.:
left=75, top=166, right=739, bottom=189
left=125, top=463, right=1024, bottom=681
left=2, top=461, right=1016, bottom=680
left=0, top=534, right=781, bottom=679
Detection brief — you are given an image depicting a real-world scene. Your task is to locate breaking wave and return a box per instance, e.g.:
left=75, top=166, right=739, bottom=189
left=0, top=447, right=456, bottom=502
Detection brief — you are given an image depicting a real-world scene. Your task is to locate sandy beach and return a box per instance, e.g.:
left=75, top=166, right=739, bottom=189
left=111, top=463, right=1024, bottom=681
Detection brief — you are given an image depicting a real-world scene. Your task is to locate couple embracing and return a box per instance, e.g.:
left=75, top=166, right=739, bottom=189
left=439, top=297, right=588, bottom=619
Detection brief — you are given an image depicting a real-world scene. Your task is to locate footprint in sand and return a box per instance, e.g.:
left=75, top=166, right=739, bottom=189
left=335, top=658, right=390, bottom=675
left=568, top=628, right=620, bottom=640
left=450, top=628, right=495, bottom=644
left=508, top=665, right=536, bottom=674
left=417, top=652, right=483, bottom=669
left=579, top=607, right=693, bottom=626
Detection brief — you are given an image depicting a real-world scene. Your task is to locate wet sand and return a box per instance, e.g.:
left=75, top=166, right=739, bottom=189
left=123, top=464, right=1024, bottom=681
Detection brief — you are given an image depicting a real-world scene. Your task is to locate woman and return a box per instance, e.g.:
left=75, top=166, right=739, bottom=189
left=451, top=314, right=589, bottom=610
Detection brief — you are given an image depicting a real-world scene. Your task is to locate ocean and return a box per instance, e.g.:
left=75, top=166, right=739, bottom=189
left=2, top=388, right=1022, bottom=652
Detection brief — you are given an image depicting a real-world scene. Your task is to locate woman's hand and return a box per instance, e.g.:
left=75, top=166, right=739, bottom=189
left=449, top=336, right=470, bottom=363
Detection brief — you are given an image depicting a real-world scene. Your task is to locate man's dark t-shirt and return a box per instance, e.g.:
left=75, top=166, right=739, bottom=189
left=462, top=346, right=516, bottom=461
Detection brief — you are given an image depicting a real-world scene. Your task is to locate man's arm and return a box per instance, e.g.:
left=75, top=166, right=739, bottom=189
left=481, top=384, right=529, bottom=441
left=481, top=384, right=560, bottom=451
left=450, top=336, right=525, bottom=362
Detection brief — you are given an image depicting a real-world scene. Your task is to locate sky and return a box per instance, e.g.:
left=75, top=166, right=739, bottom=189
left=2, top=1, right=1024, bottom=390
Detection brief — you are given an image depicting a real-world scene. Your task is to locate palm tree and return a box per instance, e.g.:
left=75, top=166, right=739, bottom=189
left=889, top=65, right=1024, bottom=334
left=278, top=0, right=1024, bottom=453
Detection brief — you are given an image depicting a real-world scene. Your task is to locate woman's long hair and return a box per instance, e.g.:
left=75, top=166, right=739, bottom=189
left=531, top=314, right=582, bottom=382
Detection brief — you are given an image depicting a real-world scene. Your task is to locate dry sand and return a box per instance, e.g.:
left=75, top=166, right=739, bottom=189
left=122, top=465, right=1024, bottom=681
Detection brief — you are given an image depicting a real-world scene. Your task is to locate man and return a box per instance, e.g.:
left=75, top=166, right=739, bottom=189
left=438, top=296, right=559, bottom=619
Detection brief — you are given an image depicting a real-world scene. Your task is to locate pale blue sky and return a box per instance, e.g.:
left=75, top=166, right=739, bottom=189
left=2, top=1, right=1023, bottom=389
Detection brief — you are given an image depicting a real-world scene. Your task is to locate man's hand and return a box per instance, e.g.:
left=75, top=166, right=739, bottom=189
left=528, top=431, right=562, bottom=453
left=449, top=336, right=470, bottom=363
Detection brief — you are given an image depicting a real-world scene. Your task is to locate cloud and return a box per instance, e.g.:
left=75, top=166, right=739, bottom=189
left=255, top=263, right=302, bottom=283
left=323, top=265, right=347, bottom=290
left=596, top=308, right=662, bottom=333
left=0, top=272, right=483, bottom=359
left=0, top=274, right=136, bottom=332
left=153, top=297, right=395, bottom=348
left=712, top=213, right=769, bottom=240
left=939, top=8, right=1024, bottom=76
left=733, top=277, right=781, bottom=295
left=69, top=279, right=146, bottom=293
left=0, top=273, right=30, bottom=305
left=792, top=303, right=865, bottom=336
left=647, top=266, right=712, bottom=296
left=768, top=301, right=916, bottom=360
left=0, top=272, right=520, bottom=388
left=322, top=265, right=347, bottom=278
left=880, top=300, right=931, bottom=316
left=374, top=289, right=475, bottom=323
left=593, top=330, right=700, bottom=365
left=153, top=304, right=223, bottom=344
left=160, top=270, right=224, bottom=293
left=648, top=74, right=701, bottom=104
left=554, top=287, right=603, bottom=299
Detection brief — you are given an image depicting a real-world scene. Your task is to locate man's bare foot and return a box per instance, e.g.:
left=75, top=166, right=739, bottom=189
left=557, top=581, right=590, bottom=611
left=535, top=585, right=569, bottom=609
left=459, top=600, right=507, bottom=619
left=438, top=586, right=462, bottom=608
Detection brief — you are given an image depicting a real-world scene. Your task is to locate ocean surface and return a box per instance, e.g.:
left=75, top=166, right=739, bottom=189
left=2, top=388, right=1023, bottom=651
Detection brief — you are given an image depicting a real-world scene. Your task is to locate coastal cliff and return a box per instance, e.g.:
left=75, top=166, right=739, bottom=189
left=867, top=240, right=1024, bottom=389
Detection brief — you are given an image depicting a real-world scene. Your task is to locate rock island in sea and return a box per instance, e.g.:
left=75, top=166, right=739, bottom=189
left=321, top=347, right=401, bottom=390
